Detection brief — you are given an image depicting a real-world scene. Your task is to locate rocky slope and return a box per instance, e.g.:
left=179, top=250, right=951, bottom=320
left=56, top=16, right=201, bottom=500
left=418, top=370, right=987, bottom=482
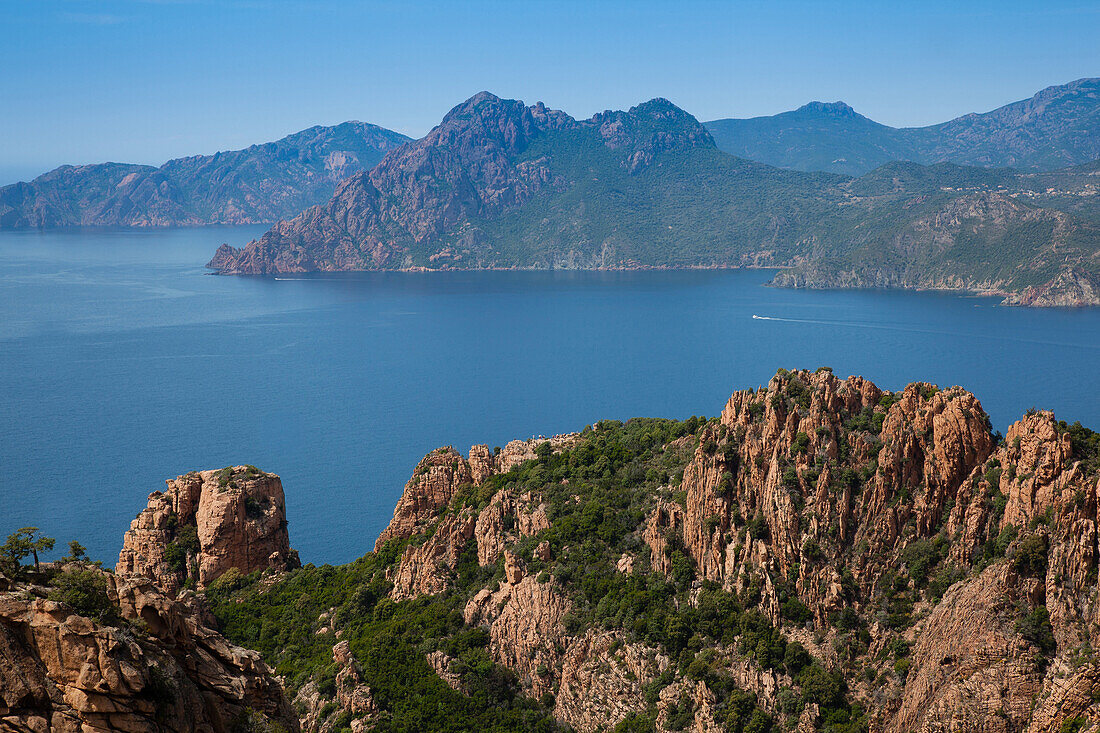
left=771, top=163, right=1100, bottom=305
left=1001, top=267, right=1100, bottom=307
left=705, top=77, right=1100, bottom=175
left=207, top=92, right=793, bottom=275
left=0, top=122, right=409, bottom=228
left=199, top=369, right=1100, bottom=732
left=117, top=465, right=299, bottom=595
left=0, top=568, right=297, bottom=732
left=0, top=462, right=309, bottom=733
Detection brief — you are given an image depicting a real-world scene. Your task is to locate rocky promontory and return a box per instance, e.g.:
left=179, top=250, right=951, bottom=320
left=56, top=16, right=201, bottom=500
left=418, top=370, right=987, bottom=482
left=1, top=464, right=305, bottom=733
left=117, top=465, right=299, bottom=595
left=5, top=372, right=1100, bottom=731
left=193, top=369, right=1100, bottom=732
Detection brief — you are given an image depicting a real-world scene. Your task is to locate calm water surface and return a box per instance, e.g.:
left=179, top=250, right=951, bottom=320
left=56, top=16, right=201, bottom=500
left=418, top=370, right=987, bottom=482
left=2, top=227, right=1098, bottom=564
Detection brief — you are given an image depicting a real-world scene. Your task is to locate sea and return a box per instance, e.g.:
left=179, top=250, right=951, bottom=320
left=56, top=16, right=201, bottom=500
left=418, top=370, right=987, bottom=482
left=2, top=226, right=1098, bottom=565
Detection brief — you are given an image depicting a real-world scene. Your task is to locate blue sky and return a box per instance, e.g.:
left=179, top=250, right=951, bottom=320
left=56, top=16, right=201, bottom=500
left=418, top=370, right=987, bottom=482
left=2, top=0, right=1097, bottom=184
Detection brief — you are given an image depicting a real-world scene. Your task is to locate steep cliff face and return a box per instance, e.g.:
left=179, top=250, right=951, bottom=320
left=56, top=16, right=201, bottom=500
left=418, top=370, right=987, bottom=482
left=347, top=370, right=1099, bottom=731
left=375, top=435, right=576, bottom=600
left=117, top=466, right=298, bottom=595
left=294, top=642, right=379, bottom=733
left=642, top=371, right=1100, bottom=732
left=0, top=569, right=297, bottom=733
left=659, top=370, right=995, bottom=614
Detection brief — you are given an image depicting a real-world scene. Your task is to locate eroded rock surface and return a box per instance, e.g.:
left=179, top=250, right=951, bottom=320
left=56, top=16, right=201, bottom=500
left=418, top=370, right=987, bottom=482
left=117, top=466, right=298, bottom=594
left=0, top=569, right=297, bottom=733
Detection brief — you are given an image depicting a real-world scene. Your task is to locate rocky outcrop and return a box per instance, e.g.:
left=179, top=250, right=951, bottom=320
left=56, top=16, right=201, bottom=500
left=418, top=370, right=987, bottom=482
left=71, top=370, right=1100, bottom=733
left=626, top=370, right=1100, bottom=731
left=349, top=373, right=1100, bottom=732
left=389, top=511, right=477, bottom=600
left=0, top=569, right=297, bottom=733
left=292, top=641, right=378, bottom=733
left=117, top=466, right=298, bottom=595
left=1003, top=267, right=1100, bottom=307
left=425, top=651, right=464, bottom=693
left=555, top=631, right=669, bottom=730
left=464, top=565, right=570, bottom=698
left=376, top=436, right=576, bottom=552
left=888, top=564, right=1047, bottom=732
left=378, top=436, right=575, bottom=599
left=374, top=448, right=473, bottom=550
left=650, top=370, right=995, bottom=617
left=474, top=489, right=550, bottom=566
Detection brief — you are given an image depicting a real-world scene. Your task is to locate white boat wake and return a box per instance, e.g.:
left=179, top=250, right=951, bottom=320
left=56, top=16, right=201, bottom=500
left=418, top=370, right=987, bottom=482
left=751, top=314, right=1099, bottom=350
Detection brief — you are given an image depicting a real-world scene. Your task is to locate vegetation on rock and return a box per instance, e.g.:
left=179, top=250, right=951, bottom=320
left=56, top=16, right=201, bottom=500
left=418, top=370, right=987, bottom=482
left=201, top=370, right=1100, bottom=732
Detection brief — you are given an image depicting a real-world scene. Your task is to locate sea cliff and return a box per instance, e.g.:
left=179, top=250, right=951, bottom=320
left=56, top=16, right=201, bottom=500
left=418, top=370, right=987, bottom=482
left=4, top=370, right=1100, bottom=731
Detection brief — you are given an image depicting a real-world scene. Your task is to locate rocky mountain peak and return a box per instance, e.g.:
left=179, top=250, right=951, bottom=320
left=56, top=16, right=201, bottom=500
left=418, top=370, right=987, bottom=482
left=627, top=97, right=696, bottom=120
left=795, top=100, right=860, bottom=117
left=207, top=92, right=724, bottom=275
left=440, top=91, right=511, bottom=124
left=279, top=368, right=1089, bottom=731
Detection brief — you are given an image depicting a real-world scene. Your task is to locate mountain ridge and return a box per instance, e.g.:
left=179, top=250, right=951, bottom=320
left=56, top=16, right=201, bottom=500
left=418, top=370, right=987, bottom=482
left=705, top=77, right=1100, bottom=175
left=0, top=121, right=411, bottom=228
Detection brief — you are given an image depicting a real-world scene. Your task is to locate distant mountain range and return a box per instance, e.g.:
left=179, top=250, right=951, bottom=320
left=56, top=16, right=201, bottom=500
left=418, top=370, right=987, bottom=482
left=2, top=80, right=1097, bottom=305
left=0, top=122, right=410, bottom=227
left=210, top=91, right=1100, bottom=306
left=704, top=78, right=1100, bottom=176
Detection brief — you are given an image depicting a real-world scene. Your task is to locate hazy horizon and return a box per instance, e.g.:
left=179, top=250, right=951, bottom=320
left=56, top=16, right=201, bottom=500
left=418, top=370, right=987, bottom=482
left=2, top=0, right=1098, bottom=185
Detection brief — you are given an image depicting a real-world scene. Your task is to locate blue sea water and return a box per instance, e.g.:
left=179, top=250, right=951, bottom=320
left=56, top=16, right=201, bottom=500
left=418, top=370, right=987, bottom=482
left=2, top=226, right=1098, bottom=565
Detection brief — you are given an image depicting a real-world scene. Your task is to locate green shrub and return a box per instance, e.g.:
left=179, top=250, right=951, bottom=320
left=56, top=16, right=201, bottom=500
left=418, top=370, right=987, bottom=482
left=1017, top=606, right=1056, bottom=656
left=902, top=536, right=947, bottom=587
left=798, top=664, right=844, bottom=707
left=143, top=665, right=177, bottom=720
left=48, top=569, right=116, bottom=622
left=782, top=597, right=813, bottom=625
left=206, top=567, right=247, bottom=595
left=783, top=642, right=812, bottom=675
left=611, top=713, right=657, bottom=733
left=244, top=496, right=264, bottom=519
left=1012, top=534, right=1048, bottom=576
left=893, top=658, right=911, bottom=678
left=1060, top=716, right=1087, bottom=733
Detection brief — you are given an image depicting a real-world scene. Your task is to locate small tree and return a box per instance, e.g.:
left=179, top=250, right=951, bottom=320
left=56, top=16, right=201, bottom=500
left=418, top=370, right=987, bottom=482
left=63, top=541, right=87, bottom=563
left=1, top=527, right=56, bottom=574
